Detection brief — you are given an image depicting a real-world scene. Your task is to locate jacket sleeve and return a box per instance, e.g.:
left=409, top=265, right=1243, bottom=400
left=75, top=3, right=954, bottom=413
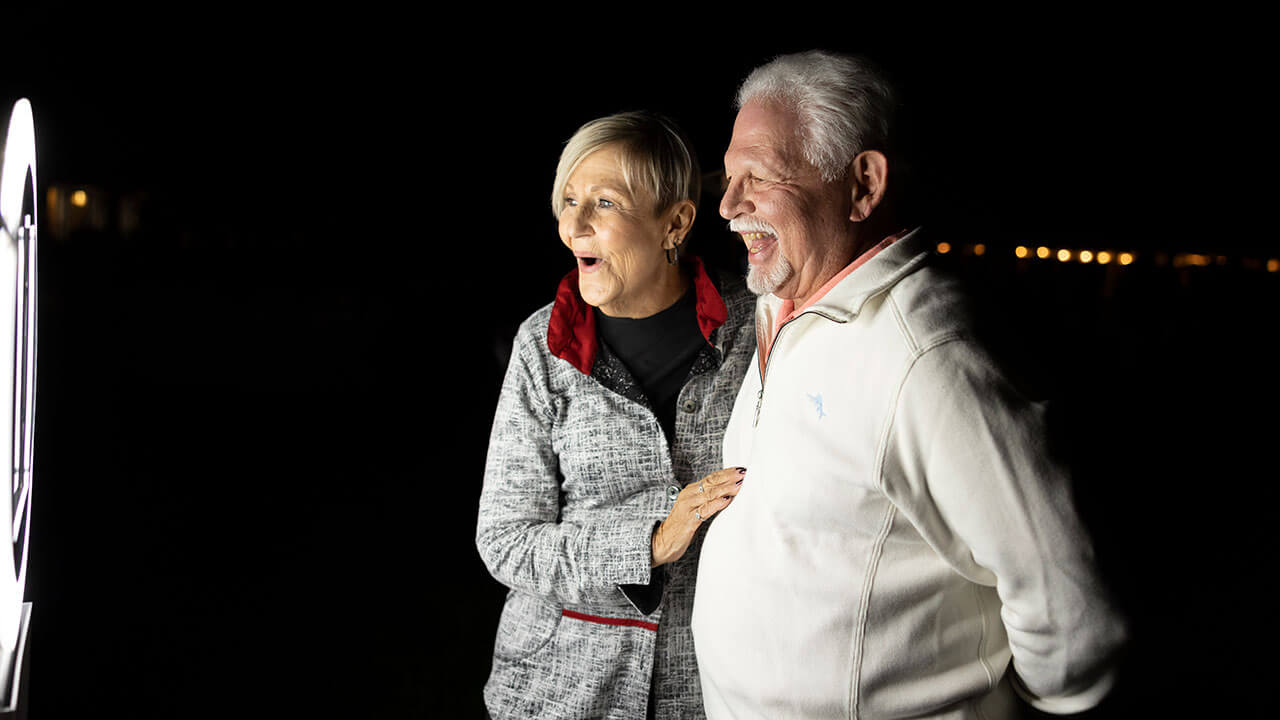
left=886, top=337, right=1128, bottom=714
left=475, top=320, right=657, bottom=608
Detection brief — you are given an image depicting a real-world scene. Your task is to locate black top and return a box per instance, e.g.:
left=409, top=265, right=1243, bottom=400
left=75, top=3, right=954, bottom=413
left=595, top=284, right=706, bottom=443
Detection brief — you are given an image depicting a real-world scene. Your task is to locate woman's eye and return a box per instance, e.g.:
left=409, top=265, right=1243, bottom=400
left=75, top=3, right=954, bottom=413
left=563, top=197, right=577, bottom=208
left=597, top=198, right=615, bottom=209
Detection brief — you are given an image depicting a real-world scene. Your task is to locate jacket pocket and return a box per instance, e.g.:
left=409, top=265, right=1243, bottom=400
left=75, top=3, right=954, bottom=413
left=493, top=591, right=561, bottom=662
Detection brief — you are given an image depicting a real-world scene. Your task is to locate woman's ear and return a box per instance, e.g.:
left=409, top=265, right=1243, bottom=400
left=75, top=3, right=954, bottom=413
left=665, top=199, right=697, bottom=248
left=848, top=150, right=888, bottom=223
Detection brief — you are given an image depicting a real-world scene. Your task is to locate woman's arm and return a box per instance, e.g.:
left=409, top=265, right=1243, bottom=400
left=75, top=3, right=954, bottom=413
left=475, top=320, right=657, bottom=606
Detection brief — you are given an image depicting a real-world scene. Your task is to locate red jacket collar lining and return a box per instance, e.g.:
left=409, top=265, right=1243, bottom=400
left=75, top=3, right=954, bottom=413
left=547, top=256, right=728, bottom=375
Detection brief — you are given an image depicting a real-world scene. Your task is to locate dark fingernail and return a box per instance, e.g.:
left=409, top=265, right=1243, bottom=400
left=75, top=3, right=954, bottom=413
left=735, top=478, right=744, bottom=485
left=736, top=467, right=747, bottom=474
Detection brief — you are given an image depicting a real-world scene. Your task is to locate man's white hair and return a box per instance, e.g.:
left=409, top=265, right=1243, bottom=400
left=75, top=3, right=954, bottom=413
left=736, top=50, right=896, bottom=182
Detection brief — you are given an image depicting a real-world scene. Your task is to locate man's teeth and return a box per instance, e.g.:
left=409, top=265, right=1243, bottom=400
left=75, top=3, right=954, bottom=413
left=743, top=232, right=774, bottom=254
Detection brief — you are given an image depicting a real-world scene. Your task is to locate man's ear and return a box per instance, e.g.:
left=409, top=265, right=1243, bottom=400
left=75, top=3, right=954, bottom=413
left=664, top=199, right=697, bottom=248
left=848, top=150, right=888, bottom=223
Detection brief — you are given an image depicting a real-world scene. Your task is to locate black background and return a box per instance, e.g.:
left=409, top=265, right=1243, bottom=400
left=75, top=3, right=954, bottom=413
left=3, top=8, right=1276, bottom=718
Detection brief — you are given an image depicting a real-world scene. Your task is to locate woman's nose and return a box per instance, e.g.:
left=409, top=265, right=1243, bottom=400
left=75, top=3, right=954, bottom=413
left=563, top=205, right=593, bottom=240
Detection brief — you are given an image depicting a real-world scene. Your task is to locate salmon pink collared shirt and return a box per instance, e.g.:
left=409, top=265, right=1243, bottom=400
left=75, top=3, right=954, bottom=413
left=759, top=231, right=904, bottom=372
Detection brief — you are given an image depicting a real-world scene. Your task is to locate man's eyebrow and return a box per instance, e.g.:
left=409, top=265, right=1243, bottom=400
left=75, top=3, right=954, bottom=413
left=728, top=145, right=785, bottom=173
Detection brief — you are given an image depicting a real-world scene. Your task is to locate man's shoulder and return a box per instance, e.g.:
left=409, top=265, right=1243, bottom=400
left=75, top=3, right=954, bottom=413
left=883, top=259, right=980, bottom=350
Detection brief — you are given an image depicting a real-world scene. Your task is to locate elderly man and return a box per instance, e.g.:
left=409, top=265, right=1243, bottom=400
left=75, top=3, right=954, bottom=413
left=691, top=51, right=1127, bottom=719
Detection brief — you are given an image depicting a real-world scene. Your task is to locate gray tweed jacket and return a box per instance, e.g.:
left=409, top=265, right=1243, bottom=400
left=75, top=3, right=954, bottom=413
left=477, top=261, right=755, bottom=719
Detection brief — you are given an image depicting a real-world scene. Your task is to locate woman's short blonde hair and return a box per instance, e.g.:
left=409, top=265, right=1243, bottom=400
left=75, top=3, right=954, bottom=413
left=551, top=110, right=701, bottom=218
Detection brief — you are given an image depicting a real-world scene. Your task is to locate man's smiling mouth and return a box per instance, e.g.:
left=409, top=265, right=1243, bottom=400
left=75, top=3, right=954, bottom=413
left=741, top=232, right=777, bottom=255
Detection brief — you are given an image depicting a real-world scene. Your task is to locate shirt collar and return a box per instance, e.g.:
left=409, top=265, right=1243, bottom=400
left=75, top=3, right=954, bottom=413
left=547, top=256, right=728, bottom=375
left=758, top=227, right=931, bottom=328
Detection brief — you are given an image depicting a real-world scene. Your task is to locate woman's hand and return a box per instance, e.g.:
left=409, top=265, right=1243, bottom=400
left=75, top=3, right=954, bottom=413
left=651, top=467, right=746, bottom=568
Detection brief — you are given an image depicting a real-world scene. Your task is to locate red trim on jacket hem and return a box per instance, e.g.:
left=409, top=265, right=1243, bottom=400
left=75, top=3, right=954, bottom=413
left=561, top=609, right=659, bottom=632
left=546, top=256, right=728, bottom=375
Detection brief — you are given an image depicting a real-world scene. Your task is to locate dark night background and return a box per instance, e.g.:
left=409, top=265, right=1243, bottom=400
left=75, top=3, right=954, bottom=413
left=2, top=9, right=1275, bottom=718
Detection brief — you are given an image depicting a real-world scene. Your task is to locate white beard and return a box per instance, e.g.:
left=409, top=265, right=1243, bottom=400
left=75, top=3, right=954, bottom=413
left=746, top=253, right=794, bottom=296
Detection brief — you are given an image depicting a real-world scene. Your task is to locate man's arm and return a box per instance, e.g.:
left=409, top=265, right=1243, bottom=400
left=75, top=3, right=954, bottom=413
left=885, top=337, right=1128, bottom=713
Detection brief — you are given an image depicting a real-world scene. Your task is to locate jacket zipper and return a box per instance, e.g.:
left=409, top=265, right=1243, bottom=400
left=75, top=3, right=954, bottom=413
left=754, top=309, right=843, bottom=426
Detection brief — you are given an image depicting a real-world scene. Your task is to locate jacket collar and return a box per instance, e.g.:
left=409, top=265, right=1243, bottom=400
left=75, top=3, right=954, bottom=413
left=547, top=255, right=729, bottom=375
left=757, top=227, right=931, bottom=326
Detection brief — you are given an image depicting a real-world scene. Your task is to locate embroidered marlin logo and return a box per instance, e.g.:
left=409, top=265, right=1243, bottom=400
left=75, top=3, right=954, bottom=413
left=807, top=393, right=827, bottom=419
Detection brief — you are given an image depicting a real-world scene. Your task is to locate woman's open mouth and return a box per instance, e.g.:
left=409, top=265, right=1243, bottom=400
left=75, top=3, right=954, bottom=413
left=576, top=254, right=605, bottom=273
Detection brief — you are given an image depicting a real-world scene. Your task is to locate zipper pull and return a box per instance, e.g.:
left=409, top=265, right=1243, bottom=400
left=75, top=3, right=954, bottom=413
left=753, top=388, right=763, bottom=427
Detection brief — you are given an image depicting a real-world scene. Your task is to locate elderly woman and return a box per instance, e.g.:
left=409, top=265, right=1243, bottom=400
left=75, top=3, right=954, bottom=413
left=476, top=111, right=755, bottom=719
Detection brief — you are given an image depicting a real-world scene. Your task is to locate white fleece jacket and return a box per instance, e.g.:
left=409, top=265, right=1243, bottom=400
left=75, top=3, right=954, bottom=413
left=692, top=229, right=1126, bottom=719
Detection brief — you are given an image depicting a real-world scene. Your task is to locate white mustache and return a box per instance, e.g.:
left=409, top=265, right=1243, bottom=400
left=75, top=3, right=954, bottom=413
left=728, top=217, right=778, bottom=236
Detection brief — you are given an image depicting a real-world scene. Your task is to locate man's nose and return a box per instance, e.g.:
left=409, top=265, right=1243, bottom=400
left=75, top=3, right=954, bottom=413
left=720, top=176, right=752, bottom=220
